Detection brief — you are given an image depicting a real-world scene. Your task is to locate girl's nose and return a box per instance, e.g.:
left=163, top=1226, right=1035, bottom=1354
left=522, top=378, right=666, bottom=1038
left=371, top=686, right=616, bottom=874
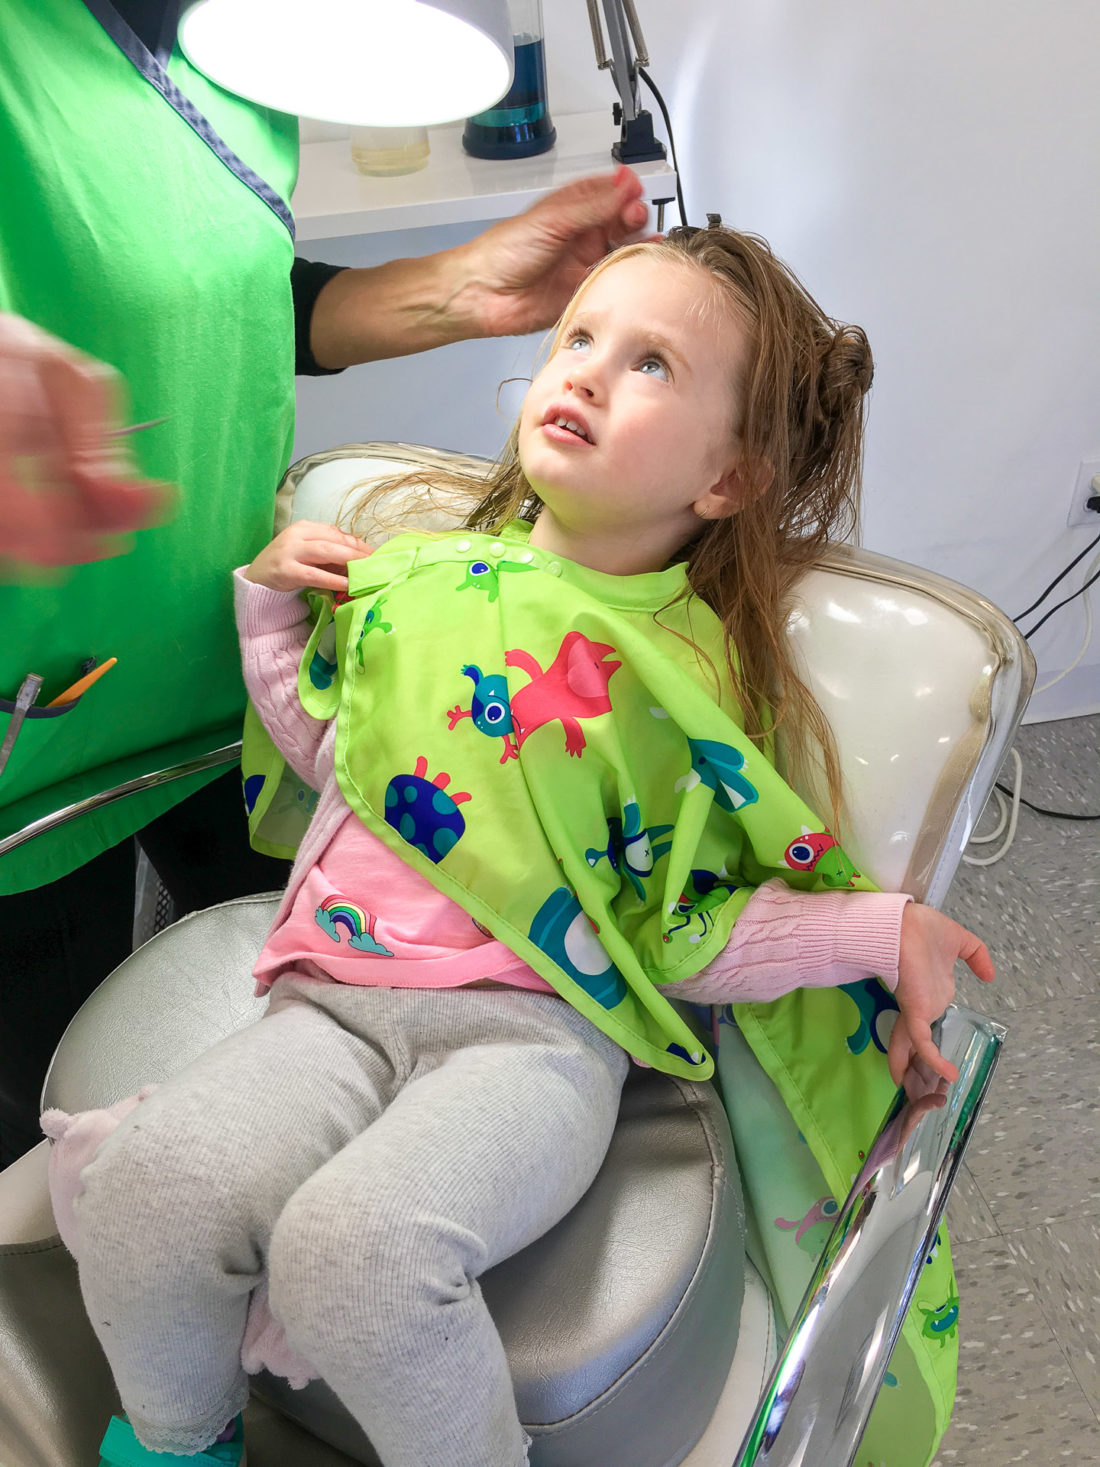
left=563, top=359, right=599, bottom=399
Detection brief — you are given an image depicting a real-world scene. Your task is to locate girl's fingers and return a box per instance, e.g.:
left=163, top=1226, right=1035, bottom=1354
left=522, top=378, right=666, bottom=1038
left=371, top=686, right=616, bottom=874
left=959, top=932, right=995, bottom=983
left=909, top=1020, right=959, bottom=1085
left=288, top=560, right=347, bottom=591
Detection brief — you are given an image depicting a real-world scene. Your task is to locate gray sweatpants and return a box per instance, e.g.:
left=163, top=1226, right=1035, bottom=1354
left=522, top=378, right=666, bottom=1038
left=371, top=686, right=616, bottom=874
left=75, top=976, right=629, bottom=1466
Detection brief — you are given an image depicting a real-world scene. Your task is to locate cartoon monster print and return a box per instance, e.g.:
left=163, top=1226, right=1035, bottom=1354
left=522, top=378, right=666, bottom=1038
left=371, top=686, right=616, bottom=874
left=505, top=632, right=621, bottom=757
left=782, top=827, right=860, bottom=887
left=455, top=557, right=535, bottom=602
left=449, top=634, right=621, bottom=759
left=585, top=798, right=674, bottom=901
left=919, top=1289, right=960, bottom=1347
left=675, top=739, right=759, bottom=813
left=527, top=886, right=627, bottom=1010
left=243, top=773, right=266, bottom=815
left=775, top=1195, right=840, bottom=1257
left=664, top=868, right=740, bottom=943
left=314, top=895, right=395, bottom=956
left=839, top=977, right=899, bottom=1057
left=308, top=648, right=338, bottom=690
left=447, top=666, right=519, bottom=763
left=384, top=757, right=471, bottom=863
left=355, top=598, right=393, bottom=665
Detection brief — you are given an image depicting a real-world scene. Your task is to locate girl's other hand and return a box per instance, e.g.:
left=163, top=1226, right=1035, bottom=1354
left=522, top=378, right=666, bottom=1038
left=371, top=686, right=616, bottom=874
left=889, top=905, right=994, bottom=1087
left=244, top=521, right=373, bottom=593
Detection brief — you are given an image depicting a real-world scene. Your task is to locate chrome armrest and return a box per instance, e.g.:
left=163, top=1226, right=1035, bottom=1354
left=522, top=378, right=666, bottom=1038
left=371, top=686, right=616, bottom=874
left=0, top=742, right=242, bottom=858
left=734, top=1002, right=1005, bottom=1467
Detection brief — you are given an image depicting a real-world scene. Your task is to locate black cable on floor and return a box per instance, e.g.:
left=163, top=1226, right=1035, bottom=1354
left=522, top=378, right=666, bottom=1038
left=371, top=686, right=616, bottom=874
left=994, top=781, right=1100, bottom=821
left=637, top=66, right=688, bottom=227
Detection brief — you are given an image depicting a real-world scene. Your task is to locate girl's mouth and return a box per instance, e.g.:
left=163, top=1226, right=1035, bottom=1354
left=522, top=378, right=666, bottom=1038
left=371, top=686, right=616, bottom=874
left=542, top=409, right=594, bottom=445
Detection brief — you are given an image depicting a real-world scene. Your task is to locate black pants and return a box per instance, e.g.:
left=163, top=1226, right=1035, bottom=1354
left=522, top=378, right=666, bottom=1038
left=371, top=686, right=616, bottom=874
left=0, top=770, right=289, bottom=1166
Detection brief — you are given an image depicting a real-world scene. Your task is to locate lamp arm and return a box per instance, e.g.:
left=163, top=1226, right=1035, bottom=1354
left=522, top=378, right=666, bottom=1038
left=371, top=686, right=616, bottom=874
left=586, top=0, right=666, bottom=163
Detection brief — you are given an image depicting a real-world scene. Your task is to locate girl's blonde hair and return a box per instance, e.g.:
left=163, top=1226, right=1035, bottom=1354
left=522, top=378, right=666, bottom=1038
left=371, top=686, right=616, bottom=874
left=349, top=224, right=873, bottom=820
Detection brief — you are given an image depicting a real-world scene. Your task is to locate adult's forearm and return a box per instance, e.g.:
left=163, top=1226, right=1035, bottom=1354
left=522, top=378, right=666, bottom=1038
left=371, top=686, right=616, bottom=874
left=307, top=246, right=488, bottom=370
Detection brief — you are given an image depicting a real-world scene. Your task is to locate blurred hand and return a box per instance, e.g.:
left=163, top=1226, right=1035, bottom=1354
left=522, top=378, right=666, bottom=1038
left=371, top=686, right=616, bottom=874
left=244, top=521, right=372, bottom=594
left=0, top=314, right=173, bottom=572
left=889, top=904, right=995, bottom=1087
left=455, top=165, right=652, bottom=337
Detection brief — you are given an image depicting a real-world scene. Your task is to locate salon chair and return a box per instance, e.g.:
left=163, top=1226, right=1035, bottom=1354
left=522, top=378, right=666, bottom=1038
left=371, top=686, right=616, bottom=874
left=0, top=444, right=1033, bottom=1467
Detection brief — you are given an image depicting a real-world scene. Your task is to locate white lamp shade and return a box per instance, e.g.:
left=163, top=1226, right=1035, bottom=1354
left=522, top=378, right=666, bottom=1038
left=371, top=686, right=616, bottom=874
left=179, top=0, right=514, bottom=127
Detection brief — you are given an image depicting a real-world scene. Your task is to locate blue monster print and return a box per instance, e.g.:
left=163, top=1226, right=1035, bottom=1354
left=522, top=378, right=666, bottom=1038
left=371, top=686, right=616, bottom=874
left=676, top=739, right=759, bottom=813
left=839, top=977, right=899, bottom=1056
left=384, top=757, right=471, bottom=863
left=527, top=887, right=627, bottom=1010
left=243, top=773, right=265, bottom=815
left=585, top=798, right=674, bottom=901
left=665, top=1041, right=708, bottom=1067
left=447, top=665, right=518, bottom=763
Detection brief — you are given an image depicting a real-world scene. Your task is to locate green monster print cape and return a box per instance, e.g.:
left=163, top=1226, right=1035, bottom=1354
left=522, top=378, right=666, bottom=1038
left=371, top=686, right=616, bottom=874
left=243, top=521, right=959, bottom=1464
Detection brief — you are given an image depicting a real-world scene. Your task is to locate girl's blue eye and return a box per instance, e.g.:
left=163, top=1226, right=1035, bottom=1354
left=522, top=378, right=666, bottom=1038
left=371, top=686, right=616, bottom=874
left=566, top=333, right=591, bottom=353
left=638, top=357, right=669, bottom=380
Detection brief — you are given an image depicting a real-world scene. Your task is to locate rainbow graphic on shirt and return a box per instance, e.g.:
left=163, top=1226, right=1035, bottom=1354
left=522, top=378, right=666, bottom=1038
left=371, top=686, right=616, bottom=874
left=314, top=896, right=395, bottom=956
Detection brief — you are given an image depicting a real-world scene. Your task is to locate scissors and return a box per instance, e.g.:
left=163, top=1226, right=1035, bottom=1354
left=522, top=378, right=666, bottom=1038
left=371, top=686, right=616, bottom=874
left=107, top=417, right=169, bottom=437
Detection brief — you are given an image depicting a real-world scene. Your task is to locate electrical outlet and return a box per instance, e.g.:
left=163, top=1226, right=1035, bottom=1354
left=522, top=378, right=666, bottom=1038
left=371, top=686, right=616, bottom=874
left=1068, top=458, right=1100, bottom=528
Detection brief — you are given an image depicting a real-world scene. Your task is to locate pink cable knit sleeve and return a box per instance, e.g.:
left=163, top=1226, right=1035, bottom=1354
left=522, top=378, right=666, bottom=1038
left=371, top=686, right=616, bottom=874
left=234, top=569, right=332, bottom=790
left=656, top=879, right=912, bottom=1005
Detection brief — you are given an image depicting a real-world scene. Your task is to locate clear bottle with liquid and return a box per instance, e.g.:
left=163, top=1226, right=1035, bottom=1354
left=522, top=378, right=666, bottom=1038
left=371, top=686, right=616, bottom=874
left=462, top=0, right=555, bottom=160
left=350, top=125, right=430, bottom=176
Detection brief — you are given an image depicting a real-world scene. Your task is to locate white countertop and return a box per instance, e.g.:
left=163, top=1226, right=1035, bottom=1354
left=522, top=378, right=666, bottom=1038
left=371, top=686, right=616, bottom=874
left=291, top=111, right=679, bottom=241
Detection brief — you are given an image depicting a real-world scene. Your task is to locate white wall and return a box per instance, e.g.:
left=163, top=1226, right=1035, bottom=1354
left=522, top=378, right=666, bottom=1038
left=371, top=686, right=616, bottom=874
left=295, top=0, right=1100, bottom=719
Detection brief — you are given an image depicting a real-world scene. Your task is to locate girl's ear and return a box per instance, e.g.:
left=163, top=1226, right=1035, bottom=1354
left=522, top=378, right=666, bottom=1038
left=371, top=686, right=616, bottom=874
left=695, top=456, right=773, bottom=520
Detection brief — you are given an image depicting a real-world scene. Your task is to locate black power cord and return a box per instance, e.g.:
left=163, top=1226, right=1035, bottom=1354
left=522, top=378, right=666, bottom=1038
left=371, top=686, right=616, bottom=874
left=994, top=781, right=1100, bottom=822
left=1014, top=527, right=1100, bottom=623
left=1021, top=560, right=1100, bottom=639
left=637, top=66, right=688, bottom=228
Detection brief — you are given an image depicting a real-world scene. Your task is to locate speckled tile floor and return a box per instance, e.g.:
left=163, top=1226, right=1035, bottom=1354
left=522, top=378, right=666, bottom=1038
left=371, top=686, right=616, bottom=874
left=933, top=713, right=1100, bottom=1464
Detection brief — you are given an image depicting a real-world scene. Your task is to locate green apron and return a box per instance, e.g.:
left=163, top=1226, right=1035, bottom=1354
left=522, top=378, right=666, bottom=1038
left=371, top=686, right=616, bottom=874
left=0, top=0, right=298, bottom=892
left=244, top=521, right=961, bottom=1460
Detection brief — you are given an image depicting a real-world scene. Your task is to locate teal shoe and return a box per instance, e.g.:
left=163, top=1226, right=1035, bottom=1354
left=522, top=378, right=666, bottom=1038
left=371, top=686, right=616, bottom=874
left=99, top=1413, right=245, bottom=1466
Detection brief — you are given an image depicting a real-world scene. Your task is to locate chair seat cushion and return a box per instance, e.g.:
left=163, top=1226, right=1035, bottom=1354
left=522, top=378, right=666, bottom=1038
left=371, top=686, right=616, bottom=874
left=42, top=895, right=745, bottom=1467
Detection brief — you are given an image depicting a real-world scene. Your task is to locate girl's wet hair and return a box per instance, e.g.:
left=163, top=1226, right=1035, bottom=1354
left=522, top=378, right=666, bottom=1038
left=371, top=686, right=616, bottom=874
left=349, top=222, right=874, bottom=820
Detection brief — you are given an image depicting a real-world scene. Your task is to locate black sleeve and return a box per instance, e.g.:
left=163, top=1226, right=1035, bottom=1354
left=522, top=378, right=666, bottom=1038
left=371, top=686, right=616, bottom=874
left=291, top=258, right=349, bottom=376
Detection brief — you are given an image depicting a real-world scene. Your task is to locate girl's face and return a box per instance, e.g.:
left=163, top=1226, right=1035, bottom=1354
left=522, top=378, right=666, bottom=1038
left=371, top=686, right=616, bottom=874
left=518, top=254, right=749, bottom=573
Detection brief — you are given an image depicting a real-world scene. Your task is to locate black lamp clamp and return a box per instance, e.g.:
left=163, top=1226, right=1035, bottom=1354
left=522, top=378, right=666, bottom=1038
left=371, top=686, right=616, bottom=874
left=587, top=0, right=667, bottom=164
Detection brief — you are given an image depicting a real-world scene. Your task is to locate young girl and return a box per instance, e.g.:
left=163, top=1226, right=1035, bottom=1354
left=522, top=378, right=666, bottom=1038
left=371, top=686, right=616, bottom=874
left=70, top=223, right=993, bottom=1467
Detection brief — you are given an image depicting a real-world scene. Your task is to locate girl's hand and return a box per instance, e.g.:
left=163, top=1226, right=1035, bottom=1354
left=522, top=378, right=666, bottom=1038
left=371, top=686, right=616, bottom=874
left=889, top=905, right=994, bottom=1087
left=244, top=521, right=372, bottom=593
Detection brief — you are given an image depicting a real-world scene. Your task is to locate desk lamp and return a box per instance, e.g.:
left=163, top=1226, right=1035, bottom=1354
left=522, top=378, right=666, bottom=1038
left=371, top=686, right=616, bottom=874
left=181, top=0, right=668, bottom=168
left=179, top=0, right=514, bottom=127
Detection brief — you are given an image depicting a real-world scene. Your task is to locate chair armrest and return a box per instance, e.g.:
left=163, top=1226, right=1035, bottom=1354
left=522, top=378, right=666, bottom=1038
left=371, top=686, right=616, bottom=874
left=0, top=741, right=242, bottom=858
left=0, top=1141, right=55, bottom=1245
left=734, top=1002, right=1005, bottom=1467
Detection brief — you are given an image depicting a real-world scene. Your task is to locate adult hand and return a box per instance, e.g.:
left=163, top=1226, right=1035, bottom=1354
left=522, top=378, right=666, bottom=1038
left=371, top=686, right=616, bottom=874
left=308, top=167, right=653, bottom=368
left=0, top=314, right=172, bottom=572
left=455, top=164, right=652, bottom=337
left=889, top=904, right=995, bottom=1087
left=244, top=521, right=373, bottom=594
